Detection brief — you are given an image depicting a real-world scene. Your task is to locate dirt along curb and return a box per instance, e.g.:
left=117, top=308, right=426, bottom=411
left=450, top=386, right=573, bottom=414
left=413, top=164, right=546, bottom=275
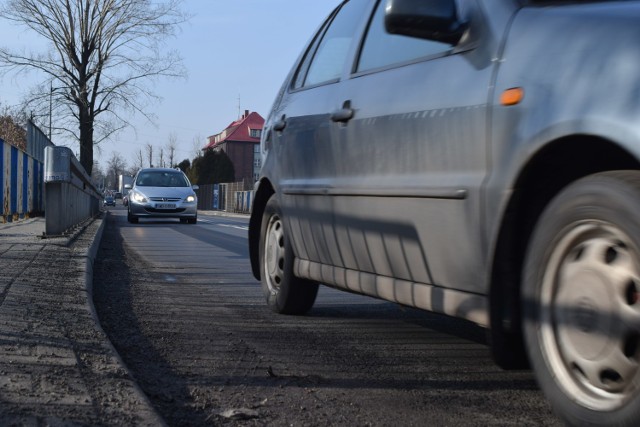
left=0, top=213, right=165, bottom=425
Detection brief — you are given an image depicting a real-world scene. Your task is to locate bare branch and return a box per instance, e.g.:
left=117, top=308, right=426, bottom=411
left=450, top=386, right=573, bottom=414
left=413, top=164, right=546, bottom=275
left=0, top=0, right=188, bottom=174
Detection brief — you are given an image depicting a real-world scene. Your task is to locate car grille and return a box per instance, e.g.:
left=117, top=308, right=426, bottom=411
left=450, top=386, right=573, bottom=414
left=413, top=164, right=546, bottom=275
left=144, top=207, right=186, bottom=214
left=149, top=197, right=182, bottom=202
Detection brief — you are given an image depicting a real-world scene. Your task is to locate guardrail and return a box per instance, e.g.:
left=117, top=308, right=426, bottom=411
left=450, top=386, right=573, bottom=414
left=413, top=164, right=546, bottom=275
left=44, top=146, right=101, bottom=235
left=1, top=138, right=44, bottom=222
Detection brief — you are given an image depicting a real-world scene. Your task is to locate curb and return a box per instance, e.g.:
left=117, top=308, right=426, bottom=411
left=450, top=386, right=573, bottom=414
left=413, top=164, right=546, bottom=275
left=79, top=212, right=167, bottom=426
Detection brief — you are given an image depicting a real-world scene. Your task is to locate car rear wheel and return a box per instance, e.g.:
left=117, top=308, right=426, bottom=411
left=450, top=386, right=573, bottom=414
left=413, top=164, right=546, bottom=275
left=259, top=195, right=318, bottom=314
left=523, top=171, right=640, bottom=426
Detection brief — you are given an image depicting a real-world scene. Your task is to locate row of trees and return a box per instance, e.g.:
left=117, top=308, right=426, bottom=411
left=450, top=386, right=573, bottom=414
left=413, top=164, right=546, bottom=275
left=0, top=104, right=27, bottom=150
left=94, top=143, right=235, bottom=191
left=1, top=99, right=235, bottom=191
left=184, top=147, right=234, bottom=185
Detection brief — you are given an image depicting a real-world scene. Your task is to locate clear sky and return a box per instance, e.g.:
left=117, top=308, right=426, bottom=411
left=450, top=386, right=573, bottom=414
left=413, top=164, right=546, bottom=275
left=0, top=0, right=343, bottom=172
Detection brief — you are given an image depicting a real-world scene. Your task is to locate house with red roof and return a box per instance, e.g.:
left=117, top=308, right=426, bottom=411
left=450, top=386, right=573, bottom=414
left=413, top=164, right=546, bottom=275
left=203, top=110, right=264, bottom=186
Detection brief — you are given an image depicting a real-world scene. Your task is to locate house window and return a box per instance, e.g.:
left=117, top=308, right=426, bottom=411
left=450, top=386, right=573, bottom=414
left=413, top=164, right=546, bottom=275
left=250, top=129, right=262, bottom=139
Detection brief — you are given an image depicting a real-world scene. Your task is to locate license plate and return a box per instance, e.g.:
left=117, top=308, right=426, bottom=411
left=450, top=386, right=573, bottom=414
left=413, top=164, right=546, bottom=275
left=156, top=203, right=176, bottom=209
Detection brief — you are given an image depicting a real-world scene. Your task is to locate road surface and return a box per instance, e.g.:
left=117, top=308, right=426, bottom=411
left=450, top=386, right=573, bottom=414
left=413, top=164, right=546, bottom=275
left=92, top=206, right=561, bottom=426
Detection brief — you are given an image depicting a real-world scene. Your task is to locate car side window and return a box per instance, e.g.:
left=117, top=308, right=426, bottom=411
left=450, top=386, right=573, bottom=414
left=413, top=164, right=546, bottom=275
left=297, top=0, right=370, bottom=88
left=292, top=19, right=328, bottom=90
left=357, top=0, right=452, bottom=73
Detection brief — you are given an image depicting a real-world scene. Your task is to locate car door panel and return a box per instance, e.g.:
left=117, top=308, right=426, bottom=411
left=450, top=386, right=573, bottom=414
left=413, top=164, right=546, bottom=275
left=270, top=0, right=374, bottom=270
left=326, top=0, right=493, bottom=294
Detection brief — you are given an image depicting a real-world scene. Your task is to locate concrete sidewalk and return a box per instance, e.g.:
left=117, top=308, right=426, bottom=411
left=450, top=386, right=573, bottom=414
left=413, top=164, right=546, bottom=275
left=0, top=215, right=164, bottom=425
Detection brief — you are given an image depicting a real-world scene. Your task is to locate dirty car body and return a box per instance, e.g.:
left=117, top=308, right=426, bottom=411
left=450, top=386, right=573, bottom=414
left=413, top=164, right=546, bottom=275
left=248, top=0, right=640, bottom=425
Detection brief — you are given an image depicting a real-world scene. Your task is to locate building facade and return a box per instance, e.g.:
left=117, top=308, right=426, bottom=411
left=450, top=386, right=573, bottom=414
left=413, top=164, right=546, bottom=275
left=204, top=110, right=264, bottom=187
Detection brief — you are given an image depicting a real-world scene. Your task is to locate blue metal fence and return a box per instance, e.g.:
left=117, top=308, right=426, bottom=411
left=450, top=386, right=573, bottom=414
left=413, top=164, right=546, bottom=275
left=1, top=138, right=44, bottom=222
left=235, top=190, right=253, bottom=214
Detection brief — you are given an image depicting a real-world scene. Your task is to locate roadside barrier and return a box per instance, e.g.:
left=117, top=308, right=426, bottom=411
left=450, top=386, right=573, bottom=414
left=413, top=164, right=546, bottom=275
left=1, top=138, right=44, bottom=222
left=44, top=146, right=101, bottom=235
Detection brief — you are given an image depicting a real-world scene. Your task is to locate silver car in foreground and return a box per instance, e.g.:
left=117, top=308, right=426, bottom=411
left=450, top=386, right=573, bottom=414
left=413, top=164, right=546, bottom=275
left=248, top=0, right=640, bottom=425
left=127, top=168, right=198, bottom=224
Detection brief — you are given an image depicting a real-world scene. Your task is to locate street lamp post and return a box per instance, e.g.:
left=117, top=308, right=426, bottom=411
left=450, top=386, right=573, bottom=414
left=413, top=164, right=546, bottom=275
left=49, top=83, right=64, bottom=140
left=49, top=82, right=53, bottom=139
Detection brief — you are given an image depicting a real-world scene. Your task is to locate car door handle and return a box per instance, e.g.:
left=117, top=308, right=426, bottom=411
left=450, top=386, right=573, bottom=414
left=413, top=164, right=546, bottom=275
left=331, top=101, right=354, bottom=123
left=273, top=115, right=287, bottom=131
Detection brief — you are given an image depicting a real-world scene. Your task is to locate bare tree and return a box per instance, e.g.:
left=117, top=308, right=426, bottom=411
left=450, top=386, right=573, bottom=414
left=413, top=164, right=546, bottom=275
left=167, top=132, right=177, bottom=168
left=0, top=0, right=187, bottom=175
left=192, top=134, right=203, bottom=159
left=91, top=160, right=106, bottom=189
left=106, top=151, right=126, bottom=190
left=145, top=142, right=153, bottom=168
left=157, top=147, right=165, bottom=168
left=134, top=148, right=144, bottom=170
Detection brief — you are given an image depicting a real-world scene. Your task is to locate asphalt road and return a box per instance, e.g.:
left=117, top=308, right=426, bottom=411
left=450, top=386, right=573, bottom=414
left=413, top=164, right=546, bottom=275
left=92, top=205, right=562, bottom=426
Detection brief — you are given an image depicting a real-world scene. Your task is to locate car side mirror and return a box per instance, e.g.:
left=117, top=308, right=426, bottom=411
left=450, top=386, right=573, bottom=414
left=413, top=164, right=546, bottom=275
left=384, top=0, right=468, bottom=45
left=192, top=185, right=199, bottom=190
left=124, top=184, right=132, bottom=189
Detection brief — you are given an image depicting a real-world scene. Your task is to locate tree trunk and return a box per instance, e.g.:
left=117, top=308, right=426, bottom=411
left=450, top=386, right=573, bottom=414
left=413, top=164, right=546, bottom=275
left=79, top=107, right=94, bottom=176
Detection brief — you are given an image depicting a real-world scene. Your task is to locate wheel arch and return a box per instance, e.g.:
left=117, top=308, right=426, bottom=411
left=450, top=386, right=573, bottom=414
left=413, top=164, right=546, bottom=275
left=489, top=135, right=640, bottom=368
left=249, top=178, right=275, bottom=280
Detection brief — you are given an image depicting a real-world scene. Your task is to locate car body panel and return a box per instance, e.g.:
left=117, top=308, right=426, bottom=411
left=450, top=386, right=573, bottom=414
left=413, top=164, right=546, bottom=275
left=252, top=0, right=640, bottom=325
left=267, top=0, right=374, bottom=269
left=484, top=1, right=640, bottom=270
left=326, top=12, right=494, bottom=294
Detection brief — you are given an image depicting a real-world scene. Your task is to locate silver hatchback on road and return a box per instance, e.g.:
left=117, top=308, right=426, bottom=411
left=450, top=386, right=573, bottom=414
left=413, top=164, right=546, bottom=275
left=127, top=168, right=198, bottom=224
left=248, top=0, right=640, bottom=425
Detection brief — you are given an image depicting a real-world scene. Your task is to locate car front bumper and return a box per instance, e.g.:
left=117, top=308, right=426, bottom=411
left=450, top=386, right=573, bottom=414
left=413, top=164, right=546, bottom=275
left=128, top=200, right=197, bottom=218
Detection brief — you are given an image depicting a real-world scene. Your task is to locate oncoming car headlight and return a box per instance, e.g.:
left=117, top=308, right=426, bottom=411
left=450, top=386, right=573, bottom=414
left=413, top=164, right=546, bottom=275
left=132, top=192, right=147, bottom=203
left=185, top=195, right=196, bottom=203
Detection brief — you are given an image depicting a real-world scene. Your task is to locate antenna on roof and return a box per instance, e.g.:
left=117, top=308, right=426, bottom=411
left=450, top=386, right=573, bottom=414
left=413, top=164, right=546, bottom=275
left=237, top=94, right=241, bottom=119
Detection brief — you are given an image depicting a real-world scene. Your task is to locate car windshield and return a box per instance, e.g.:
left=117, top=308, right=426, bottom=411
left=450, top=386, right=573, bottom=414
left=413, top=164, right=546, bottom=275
left=136, top=171, right=189, bottom=187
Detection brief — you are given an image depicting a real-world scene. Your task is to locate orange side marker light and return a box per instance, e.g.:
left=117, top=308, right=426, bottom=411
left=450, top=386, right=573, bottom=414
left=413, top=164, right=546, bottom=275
left=501, top=87, right=524, bottom=106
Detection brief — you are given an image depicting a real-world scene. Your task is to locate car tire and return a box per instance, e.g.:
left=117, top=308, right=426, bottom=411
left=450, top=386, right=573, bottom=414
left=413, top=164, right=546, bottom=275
left=523, top=171, right=640, bottom=426
left=188, top=217, right=197, bottom=224
left=259, top=195, right=318, bottom=314
left=127, top=210, right=139, bottom=224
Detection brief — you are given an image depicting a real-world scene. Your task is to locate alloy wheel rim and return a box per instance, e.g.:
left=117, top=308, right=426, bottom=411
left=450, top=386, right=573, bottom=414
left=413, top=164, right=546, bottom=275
left=539, top=221, right=640, bottom=411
